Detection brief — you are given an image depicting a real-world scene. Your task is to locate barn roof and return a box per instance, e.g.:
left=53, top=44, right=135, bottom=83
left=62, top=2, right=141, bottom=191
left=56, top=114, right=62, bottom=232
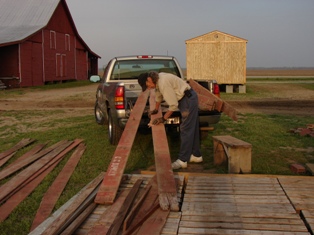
left=0, top=0, right=100, bottom=57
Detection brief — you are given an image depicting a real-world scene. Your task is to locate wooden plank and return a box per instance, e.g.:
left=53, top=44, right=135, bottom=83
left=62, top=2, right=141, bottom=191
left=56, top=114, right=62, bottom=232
left=107, top=179, right=143, bottom=235
left=149, top=89, right=179, bottom=211
left=87, top=190, right=129, bottom=234
left=123, top=184, right=152, bottom=231
left=0, top=152, right=16, bottom=167
left=0, top=140, right=82, bottom=222
left=0, top=138, right=36, bottom=160
left=161, top=212, right=182, bottom=235
left=181, top=215, right=305, bottom=225
left=136, top=208, right=170, bottom=235
left=181, top=203, right=296, bottom=214
left=0, top=141, right=64, bottom=181
left=188, top=79, right=238, bottom=121
left=94, top=90, right=149, bottom=205
left=31, top=143, right=86, bottom=231
left=0, top=154, right=63, bottom=222
left=41, top=173, right=104, bottom=235
left=0, top=143, right=46, bottom=179
left=60, top=202, right=97, bottom=235
left=123, top=175, right=159, bottom=233
left=29, top=172, right=104, bottom=235
left=179, top=221, right=308, bottom=232
left=0, top=140, right=73, bottom=204
left=123, top=200, right=160, bottom=235
left=178, top=227, right=309, bottom=235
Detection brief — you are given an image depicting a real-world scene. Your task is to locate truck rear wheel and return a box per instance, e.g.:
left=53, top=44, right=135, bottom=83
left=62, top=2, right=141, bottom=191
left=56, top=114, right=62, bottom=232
left=94, top=101, right=108, bottom=125
left=108, top=109, right=123, bottom=145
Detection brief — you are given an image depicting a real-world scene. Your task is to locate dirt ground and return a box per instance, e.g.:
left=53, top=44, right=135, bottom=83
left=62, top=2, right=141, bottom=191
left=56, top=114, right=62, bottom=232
left=1, top=82, right=314, bottom=116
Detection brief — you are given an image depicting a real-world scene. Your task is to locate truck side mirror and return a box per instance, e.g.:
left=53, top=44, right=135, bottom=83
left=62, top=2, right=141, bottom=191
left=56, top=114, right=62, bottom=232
left=90, top=75, right=101, bottom=83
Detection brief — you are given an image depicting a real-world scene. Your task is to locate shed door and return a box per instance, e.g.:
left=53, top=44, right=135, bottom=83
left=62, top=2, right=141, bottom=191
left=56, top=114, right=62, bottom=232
left=32, top=42, right=43, bottom=86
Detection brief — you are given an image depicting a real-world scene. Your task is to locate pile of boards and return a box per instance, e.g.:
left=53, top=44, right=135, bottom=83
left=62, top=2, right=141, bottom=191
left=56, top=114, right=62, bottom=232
left=30, top=173, right=184, bottom=235
left=0, top=138, right=85, bottom=231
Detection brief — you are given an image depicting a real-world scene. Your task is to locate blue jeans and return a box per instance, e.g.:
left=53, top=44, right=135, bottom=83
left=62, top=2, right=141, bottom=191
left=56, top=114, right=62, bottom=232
left=178, top=89, right=201, bottom=162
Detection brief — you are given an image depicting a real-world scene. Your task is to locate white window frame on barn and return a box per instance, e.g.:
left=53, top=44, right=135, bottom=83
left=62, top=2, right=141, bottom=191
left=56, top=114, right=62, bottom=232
left=50, top=31, right=56, bottom=49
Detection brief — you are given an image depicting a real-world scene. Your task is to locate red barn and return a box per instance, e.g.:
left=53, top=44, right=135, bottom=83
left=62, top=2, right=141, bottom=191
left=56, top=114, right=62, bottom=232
left=0, top=0, right=100, bottom=88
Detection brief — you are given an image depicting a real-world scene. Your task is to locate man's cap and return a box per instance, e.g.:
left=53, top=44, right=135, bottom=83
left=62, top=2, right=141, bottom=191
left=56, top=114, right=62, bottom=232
left=138, top=73, right=148, bottom=91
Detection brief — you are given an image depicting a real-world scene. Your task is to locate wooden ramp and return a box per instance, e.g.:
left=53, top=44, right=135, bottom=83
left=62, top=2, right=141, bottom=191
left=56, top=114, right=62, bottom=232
left=179, top=174, right=310, bottom=235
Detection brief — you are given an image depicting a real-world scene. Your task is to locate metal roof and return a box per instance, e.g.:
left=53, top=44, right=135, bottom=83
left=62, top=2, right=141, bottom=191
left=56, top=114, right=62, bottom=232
left=0, top=0, right=60, bottom=45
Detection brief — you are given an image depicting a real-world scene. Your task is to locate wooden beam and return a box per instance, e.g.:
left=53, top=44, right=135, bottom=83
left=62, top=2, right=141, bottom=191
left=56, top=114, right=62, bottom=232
left=0, top=138, right=36, bottom=160
left=0, top=140, right=73, bottom=204
left=41, top=173, right=104, bottom=235
left=135, top=208, right=170, bottom=235
left=107, top=179, right=143, bottom=235
left=94, top=90, right=149, bottom=205
left=188, top=79, right=238, bottom=121
left=0, top=152, right=16, bottom=167
left=0, top=143, right=47, bottom=180
left=31, top=143, right=86, bottom=231
left=123, top=175, right=159, bottom=232
left=60, top=202, right=97, bottom=235
left=0, top=140, right=83, bottom=222
left=149, top=90, right=179, bottom=211
left=88, top=189, right=129, bottom=234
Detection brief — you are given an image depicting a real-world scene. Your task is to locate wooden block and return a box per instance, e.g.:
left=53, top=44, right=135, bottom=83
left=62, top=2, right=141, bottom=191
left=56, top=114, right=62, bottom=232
left=226, top=85, right=233, bottom=93
left=290, top=164, right=306, bottom=174
left=212, top=135, right=252, bottom=174
left=239, top=85, right=246, bottom=93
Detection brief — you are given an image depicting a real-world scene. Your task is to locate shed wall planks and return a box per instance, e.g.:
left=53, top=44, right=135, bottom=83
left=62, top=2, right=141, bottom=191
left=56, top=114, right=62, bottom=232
left=186, top=30, right=247, bottom=85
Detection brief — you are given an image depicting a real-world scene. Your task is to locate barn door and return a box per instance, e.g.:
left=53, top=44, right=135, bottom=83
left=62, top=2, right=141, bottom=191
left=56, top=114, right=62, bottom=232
left=56, top=54, right=67, bottom=78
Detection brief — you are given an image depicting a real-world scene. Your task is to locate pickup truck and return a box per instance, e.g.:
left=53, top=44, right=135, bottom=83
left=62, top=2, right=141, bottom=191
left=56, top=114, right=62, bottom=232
left=90, top=55, right=221, bottom=145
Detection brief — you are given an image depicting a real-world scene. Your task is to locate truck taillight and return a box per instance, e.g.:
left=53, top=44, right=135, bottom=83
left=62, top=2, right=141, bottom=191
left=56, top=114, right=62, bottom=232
left=213, top=83, right=220, bottom=98
left=115, top=86, right=125, bottom=109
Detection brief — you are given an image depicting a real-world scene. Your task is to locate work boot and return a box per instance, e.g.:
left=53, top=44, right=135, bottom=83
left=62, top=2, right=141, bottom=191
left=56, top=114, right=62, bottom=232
left=171, top=159, right=187, bottom=170
left=189, top=154, right=203, bottom=163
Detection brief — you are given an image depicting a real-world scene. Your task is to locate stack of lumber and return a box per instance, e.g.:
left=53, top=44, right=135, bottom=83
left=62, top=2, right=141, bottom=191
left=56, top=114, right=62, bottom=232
left=30, top=173, right=184, bottom=235
left=0, top=138, right=85, bottom=227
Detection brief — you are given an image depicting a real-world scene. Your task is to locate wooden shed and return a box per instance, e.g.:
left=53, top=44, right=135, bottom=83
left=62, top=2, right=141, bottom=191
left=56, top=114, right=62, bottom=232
left=186, top=30, right=248, bottom=91
left=0, top=0, right=100, bottom=88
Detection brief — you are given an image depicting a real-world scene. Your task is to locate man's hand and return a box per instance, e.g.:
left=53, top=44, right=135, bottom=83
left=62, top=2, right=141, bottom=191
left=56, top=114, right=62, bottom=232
left=152, top=117, right=166, bottom=125
left=148, top=109, right=158, bottom=118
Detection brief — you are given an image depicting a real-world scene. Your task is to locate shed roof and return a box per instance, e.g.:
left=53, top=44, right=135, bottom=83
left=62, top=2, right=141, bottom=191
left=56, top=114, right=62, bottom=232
left=0, top=0, right=100, bottom=57
left=186, top=30, right=248, bottom=43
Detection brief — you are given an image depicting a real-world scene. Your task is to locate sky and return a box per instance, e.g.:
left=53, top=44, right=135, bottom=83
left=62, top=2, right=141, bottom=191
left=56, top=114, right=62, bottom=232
left=66, top=0, right=314, bottom=69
